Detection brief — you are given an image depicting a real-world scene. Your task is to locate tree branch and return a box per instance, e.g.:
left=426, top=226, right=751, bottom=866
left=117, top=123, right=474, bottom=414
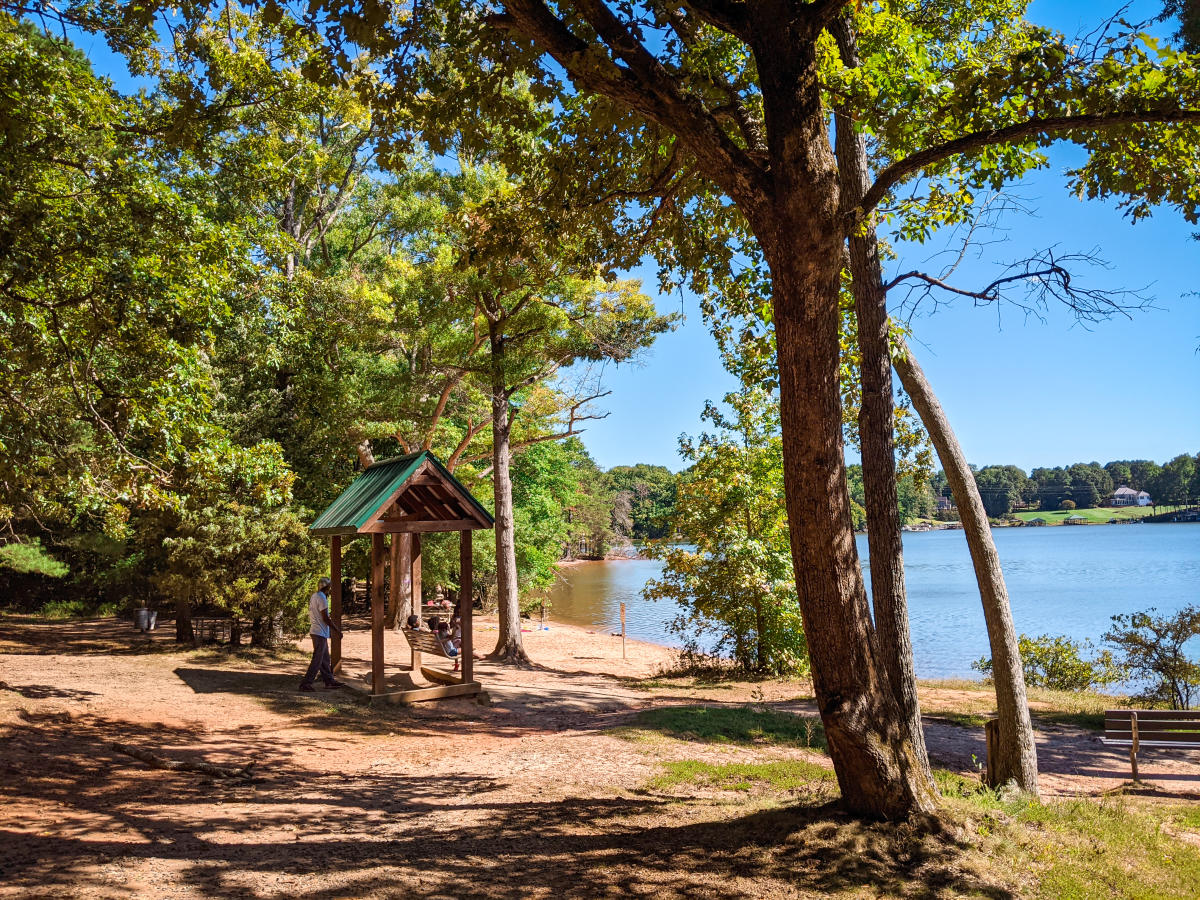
left=857, top=108, right=1200, bottom=220
left=498, top=0, right=768, bottom=206
left=446, top=417, right=490, bottom=472
left=680, top=0, right=751, bottom=41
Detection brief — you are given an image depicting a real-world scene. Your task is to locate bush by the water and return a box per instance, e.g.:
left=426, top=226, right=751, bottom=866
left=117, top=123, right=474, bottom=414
left=1105, top=605, right=1200, bottom=709
left=973, top=633, right=1125, bottom=691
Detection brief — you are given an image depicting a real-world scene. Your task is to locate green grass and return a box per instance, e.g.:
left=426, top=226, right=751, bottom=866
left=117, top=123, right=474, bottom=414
left=35, top=598, right=123, bottom=619
left=615, top=705, right=826, bottom=750
left=649, top=758, right=834, bottom=792
left=930, top=776, right=1200, bottom=899
left=1014, top=506, right=1155, bottom=525
left=928, top=711, right=991, bottom=729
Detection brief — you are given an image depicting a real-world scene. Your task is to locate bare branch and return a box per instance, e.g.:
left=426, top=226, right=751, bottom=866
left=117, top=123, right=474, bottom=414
left=885, top=246, right=1154, bottom=324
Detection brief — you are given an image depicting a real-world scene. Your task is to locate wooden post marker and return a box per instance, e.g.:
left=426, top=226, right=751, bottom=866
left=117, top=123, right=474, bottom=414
left=984, top=718, right=1001, bottom=788
left=330, top=536, right=343, bottom=672
left=620, top=602, right=626, bottom=660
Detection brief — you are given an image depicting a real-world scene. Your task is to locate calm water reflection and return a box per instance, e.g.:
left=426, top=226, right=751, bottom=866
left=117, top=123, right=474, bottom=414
left=546, top=523, right=1199, bottom=678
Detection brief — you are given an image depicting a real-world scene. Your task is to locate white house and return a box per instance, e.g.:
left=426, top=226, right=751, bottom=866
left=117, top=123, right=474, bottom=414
left=1111, top=485, right=1153, bottom=507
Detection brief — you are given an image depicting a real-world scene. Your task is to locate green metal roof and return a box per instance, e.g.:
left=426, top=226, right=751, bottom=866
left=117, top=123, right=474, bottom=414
left=309, top=450, right=494, bottom=537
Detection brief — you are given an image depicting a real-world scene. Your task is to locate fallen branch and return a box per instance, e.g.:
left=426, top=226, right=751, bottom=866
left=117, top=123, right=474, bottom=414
left=108, top=741, right=254, bottom=780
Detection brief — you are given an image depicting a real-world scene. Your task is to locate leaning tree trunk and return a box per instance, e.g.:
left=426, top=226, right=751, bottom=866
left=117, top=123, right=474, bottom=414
left=487, top=323, right=528, bottom=664
left=831, top=13, right=930, bottom=776
left=894, top=341, right=1040, bottom=795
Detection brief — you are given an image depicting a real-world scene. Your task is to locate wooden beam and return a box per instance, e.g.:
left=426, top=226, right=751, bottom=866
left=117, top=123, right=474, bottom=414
left=363, top=518, right=483, bottom=534
left=369, top=681, right=482, bottom=705
left=330, top=536, right=343, bottom=672
left=461, top=529, right=473, bottom=684
left=371, top=533, right=386, bottom=696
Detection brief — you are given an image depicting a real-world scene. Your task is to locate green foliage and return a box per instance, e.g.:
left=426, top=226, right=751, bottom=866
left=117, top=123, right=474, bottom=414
left=620, top=705, right=826, bottom=750
left=1151, top=453, right=1199, bottom=505
left=644, top=388, right=807, bottom=677
left=1105, top=605, right=1200, bottom=709
left=649, top=758, right=834, bottom=793
left=1059, top=499, right=1077, bottom=511
left=0, top=540, right=67, bottom=578
left=606, top=463, right=678, bottom=540
left=973, top=465, right=1034, bottom=517
left=0, top=17, right=253, bottom=529
left=973, top=633, right=1126, bottom=692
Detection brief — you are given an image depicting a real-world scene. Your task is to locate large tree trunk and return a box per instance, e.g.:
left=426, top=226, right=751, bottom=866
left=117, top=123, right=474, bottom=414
left=487, top=323, right=528, bottom=664
left=748, top=14, right=936, bottom=819
left=894, top=341, right=1040, bottom=795
left=175, top=596, right=194, bottom=644
left=830, top=14, right=930, bottom=776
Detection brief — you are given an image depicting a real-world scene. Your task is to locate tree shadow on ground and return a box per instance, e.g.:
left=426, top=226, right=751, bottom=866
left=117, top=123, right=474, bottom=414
left=0, top=680, right=101, bottom=701
left=0, top=616, right=179, bottom=656
left=0, top=707, right=1011, bottom=900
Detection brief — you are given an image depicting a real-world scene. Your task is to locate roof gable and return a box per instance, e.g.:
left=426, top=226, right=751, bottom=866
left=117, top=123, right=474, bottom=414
left=310, top=451, right=494, bottom=536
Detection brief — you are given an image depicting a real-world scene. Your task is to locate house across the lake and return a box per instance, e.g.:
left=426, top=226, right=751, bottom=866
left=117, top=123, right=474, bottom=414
left=1110, top=485, right=1152, bottom=507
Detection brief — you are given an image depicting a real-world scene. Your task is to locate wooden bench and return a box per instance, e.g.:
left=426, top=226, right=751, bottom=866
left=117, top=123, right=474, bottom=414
left=1102, top=709, right=1200, bottom=780
left=375, top=628, right=478, bottom=705
left=401, top=628, right=456, bottom=660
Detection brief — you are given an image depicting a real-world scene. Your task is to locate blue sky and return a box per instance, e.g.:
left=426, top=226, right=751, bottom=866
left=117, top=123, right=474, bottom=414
left=580, top=0, right=1200, bottom=472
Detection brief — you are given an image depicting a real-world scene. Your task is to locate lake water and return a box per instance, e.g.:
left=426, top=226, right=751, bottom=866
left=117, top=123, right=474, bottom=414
left=546, top=523, right=1199, bottom=679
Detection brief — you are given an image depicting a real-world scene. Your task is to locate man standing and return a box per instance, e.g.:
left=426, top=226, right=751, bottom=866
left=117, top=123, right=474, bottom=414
left=299, top=576, right=344, bottom=692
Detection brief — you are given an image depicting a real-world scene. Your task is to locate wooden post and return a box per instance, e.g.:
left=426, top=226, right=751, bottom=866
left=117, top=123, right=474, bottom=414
left=620, top=602, right=626, bottom=660
left=411, top=534, right=423, bottom=612
left=461, top=529, right=473, bottom=684
left=371, top=533, right=386, bottom=695
left=393, top=533, right=416, bottom=670
left=1130, top=711, right=1140, bottom=782
left=411, top=534, right=423, bottom=672
left=330, top=536, right=343, bottom=672
left=984, top=718, right=1001, bottom=788
left=387, top=533, right=402, bottom=629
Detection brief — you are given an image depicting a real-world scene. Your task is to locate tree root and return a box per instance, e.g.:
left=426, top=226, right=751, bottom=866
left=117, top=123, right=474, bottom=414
left=108, top=741, right=255, bottom=780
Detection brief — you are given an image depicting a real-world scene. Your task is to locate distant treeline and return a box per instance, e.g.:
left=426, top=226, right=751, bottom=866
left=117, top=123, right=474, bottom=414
left=589, top=452, right=1200, bottom=544
left=917, top=454, right=1200, bottom=519
left=567, top=462, right=678, bottom=558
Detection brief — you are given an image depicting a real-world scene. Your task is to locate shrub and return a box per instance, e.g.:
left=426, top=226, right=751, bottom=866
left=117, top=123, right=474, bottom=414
left=1059, top=499, right=1077, bottom=511
left=973, top=633, right=1126, bottom=691
left=1105, top=606, right=1200, bottom=709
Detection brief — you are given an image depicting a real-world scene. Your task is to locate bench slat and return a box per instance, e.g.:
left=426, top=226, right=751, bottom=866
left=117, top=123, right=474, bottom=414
left=1105, top=710, right=1200, bottom=721
left=1102, top=731, right=1200, bottom=742
left=1102, top=739, right=1200, bottom=749
left=401, top=628, right=452, bottom=659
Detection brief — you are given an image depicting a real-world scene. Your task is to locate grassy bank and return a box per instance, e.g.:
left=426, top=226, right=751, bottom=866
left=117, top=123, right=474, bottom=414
left=1013, top=506, right=1156, bottom=525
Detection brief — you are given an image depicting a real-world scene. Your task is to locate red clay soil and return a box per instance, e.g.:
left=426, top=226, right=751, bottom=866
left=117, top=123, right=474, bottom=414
left=1, top=615, right=1196, bottom=898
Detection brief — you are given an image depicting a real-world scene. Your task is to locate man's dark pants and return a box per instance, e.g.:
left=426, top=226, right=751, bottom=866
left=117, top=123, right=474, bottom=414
left=300, top=634, right=335, bottom=687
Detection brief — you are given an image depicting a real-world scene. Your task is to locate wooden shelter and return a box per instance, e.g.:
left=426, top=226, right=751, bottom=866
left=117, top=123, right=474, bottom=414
left=309, top=451, right=494, bottom=702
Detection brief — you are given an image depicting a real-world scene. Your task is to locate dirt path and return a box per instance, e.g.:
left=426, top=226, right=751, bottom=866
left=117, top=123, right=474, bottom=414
left=1, top=616, right=1197, bottom=898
